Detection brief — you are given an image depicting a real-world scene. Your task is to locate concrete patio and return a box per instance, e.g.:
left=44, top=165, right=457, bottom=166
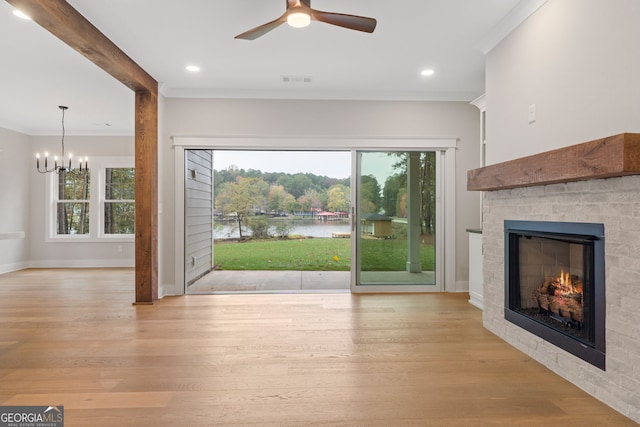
left=187, top=270, right=350, bottom=293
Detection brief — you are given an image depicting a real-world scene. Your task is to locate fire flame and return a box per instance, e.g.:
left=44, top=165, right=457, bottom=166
left=554, top=269, right=582, bottom=294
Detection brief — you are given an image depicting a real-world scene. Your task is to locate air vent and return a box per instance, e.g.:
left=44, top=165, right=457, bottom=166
left=281, top=75, right=312, bottom=84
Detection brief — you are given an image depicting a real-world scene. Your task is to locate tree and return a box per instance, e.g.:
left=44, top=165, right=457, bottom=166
left=297, top=194, right=312, bottom=213
left=390, top=152, right=436, bottom=234
left=297, top=188, right=325, bottom=214
left=421, top=152, right=436, bottom=234
left=214, top=165, right=240, bottom=200
left=283, top=193, right=297, bottom=214
left=57, top=169, right=90, bottom=235
left=267, top=185, right=293, bottom=214
left=214, top=177, right=269, bottom=238
left=360, top=175, right=381, bottom=214
left=104, top=167, right=135, bottom=234
left=327, top=184, right=349, bottom=212
left=277, top=173, right=314, bottom=199
left=382, top=174, right=401, bottom=217
left=214, top=167, right=348, bottom=209
left=396, top=187, right=407, bottom=218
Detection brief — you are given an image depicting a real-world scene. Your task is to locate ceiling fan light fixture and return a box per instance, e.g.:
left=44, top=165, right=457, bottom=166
left=287, top=11, right=311, bottom=28
left=235, top=1, right=375, bottom=39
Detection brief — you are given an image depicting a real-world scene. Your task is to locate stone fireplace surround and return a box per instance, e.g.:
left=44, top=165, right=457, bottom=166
left=468, top=134, right=640, bottom=422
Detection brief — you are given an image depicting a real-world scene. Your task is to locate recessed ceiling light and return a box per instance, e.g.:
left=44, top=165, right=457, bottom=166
left=186, top=65, right=200, bottom=72
left=421, top=69, right=435, bottom=77
left=13, top=9, right=31, bottom=20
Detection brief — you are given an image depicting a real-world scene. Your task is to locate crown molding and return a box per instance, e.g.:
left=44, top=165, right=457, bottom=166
left=475, top=0, right=548, bottom=54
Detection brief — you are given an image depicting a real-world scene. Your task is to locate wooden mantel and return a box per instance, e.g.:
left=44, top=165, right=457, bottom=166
left=467, top=133, right=640, bottom=191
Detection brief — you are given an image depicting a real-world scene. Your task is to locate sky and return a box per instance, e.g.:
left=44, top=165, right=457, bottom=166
left=214, top=150, right=351, bottom=179
left=213, top=150, right=402, bottom=186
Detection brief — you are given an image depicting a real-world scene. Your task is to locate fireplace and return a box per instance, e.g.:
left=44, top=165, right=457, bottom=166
left=504, top=220, right=605, bottom=369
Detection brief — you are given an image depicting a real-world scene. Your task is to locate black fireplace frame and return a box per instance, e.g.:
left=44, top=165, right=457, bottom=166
left=504, top=220, right=606, bottom=370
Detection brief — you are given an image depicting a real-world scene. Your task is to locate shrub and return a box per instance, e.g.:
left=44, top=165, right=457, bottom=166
left=248, top=217, right=271, bottom=238
left=273, top=221, right=295, bottom=238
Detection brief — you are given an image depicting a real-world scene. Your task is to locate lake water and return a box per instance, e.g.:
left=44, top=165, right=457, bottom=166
left=214, top=219, right=350, bottom=239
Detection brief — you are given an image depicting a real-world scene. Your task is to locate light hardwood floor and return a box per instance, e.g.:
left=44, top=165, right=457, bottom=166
left=0, top=268, right=635, bottom=426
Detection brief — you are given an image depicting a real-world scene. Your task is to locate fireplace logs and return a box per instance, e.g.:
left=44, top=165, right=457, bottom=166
left=532, top=271, right=583, bottom=328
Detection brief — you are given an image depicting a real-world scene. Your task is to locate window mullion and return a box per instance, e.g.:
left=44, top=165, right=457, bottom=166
left=46, top=157, right=134, bottom=241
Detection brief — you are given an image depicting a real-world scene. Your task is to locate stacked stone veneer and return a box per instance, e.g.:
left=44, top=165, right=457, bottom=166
left=482, top=175, right=640, bottom=422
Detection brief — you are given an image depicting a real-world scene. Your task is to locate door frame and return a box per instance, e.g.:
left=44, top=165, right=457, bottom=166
left=172, top=136, right=457, bottom=295
left=350, top=148, right=455, bottom=293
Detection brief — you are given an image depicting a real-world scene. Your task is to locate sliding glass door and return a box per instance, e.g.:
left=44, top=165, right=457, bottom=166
left=351, top=150, right=441, bottom=291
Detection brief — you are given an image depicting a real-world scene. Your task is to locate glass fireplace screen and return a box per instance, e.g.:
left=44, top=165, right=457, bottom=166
left=504, top=220, right=605, bottom=370
left=511, top=234, right=593, bottom=344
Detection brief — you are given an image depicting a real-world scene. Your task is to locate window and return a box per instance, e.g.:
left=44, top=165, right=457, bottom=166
left=104, top=168, right=135, bottom=234
left=56, top=169, right=90, bottom=235
left=47, top=157, right=134, bottom=241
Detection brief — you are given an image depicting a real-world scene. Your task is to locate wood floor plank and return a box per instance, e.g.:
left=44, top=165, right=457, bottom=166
left=0, top=268, right=635, bottom=426
left=3, top=391, right=173, bottom=409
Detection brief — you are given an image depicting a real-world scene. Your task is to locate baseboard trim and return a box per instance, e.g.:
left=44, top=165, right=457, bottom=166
left=29, top=259, right=134, bottom=268
left=469, top=290, right=484, bottom=310
left=0, top=261, right=30, bottom=275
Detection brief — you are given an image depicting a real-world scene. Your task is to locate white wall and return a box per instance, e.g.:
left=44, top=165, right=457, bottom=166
left=485, top=0, right=640, bottom=164
left=0, top=128, right=31, bottom=273
left=28, top=135, right=135, bottom=267
left=481, top=0, right=640, bottom=421
left=160, top=98, right=480, bottom=294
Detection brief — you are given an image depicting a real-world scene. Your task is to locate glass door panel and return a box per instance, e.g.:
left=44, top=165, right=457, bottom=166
left=352, top=151, right=437, bottom=289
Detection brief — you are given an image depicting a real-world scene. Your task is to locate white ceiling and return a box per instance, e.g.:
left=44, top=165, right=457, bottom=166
left=0, top=0, right=543, bottom=136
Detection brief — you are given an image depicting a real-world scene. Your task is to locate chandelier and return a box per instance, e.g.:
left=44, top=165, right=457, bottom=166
left=35, top=106, right=88, bottom=174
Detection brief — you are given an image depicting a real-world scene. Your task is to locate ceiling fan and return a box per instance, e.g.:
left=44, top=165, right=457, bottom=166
left=235, top=0, right=377, bottom=40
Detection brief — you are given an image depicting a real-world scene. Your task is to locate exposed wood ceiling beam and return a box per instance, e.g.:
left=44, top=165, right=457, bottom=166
left=6, top=0, right=157, bottom=93
left=6, top=0, right=159, bottom=303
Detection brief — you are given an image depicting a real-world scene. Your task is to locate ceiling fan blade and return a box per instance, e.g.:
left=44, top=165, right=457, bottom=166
left=311, top=10, right=377, bottom=33
left=235, top=15, right=287, bottom=40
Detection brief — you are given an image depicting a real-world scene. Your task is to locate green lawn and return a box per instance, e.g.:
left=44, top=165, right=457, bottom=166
left=361, top=238, right=435, bottom=271
left=213, top=237, right=435, bottom=271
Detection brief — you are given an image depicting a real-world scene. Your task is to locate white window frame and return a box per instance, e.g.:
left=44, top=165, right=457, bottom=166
left=46, top=156, right=134, bottom=243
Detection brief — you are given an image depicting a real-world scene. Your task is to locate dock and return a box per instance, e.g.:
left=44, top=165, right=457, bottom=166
left=331, top=232, right=351, bottom=238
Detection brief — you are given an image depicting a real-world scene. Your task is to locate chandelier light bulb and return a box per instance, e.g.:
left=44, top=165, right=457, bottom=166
left=35, top=106, right=89, bottom=174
